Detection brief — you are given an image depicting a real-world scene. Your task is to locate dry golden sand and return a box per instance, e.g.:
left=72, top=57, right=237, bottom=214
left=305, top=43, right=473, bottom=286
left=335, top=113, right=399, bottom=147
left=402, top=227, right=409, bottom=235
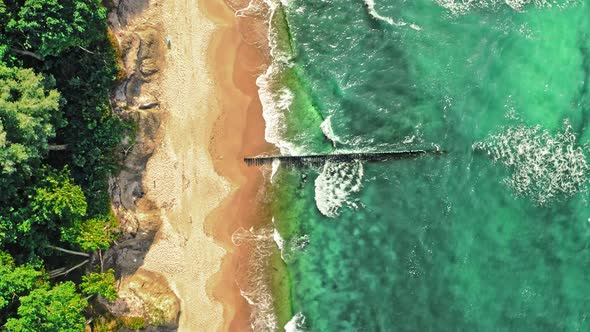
left=138, top=0, right=230, bottom=330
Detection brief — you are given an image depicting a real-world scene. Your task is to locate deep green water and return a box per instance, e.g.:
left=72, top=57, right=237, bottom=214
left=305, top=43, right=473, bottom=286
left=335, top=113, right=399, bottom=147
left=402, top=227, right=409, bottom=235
left=256, top=0, right=590, bottom=330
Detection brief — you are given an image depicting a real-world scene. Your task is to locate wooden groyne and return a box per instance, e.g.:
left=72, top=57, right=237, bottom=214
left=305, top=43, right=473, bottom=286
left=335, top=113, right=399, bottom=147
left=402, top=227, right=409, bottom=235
left=244, top=149, right=446, bottom=168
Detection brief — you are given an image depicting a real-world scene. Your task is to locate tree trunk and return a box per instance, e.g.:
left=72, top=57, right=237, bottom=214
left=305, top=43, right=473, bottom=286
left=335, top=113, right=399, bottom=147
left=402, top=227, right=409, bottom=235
left=48, top=144, right=69, bottom=151
left=77, top=45, right=95, bottom=54
left=48, top=259, right=89, bottom=278
left=10, top=48, right=44, bottom=61
left=99, top=249, right=104, bottom=273
left=47, top=245, right=89, bottom=257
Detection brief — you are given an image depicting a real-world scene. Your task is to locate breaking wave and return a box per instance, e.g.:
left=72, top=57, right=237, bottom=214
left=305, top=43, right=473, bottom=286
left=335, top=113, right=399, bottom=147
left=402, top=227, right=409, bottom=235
left=315, top=160, right=364, bottom=217
left=248, top=0, right=304, bottom=155
left=435, top=0, right=578, bottom=14
left=473, top=122, right=589, bottom=205
left=284, top=312, right=308, bottom=332
left=232, top=226, right=280, bottom=331
left=258, top=71, right=299, bottom=155
left=362, top=0, right=422, bottom=30
left=272, top=218, right=309, bottom=262
left=363, top=0, right=406, bottom=26
left=270, top=158, right=281, bottom=183
left=320, top=115, right=339, bottom=148
left=232, top=225, right=308, bottom=331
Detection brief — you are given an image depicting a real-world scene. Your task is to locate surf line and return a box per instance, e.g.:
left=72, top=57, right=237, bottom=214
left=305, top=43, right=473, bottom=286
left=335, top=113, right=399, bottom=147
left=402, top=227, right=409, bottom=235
left=362, top=0, right=422, bottom=30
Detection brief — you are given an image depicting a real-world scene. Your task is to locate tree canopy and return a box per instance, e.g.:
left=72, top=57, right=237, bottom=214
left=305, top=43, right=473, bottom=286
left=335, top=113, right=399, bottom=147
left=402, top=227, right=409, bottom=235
left=4, top=0, right=107, bottom=58
left=0, top=252, right=42, bottom=312
left=62, top=215, right=115, bottom=252
left=0, top=168, right=87, bottom=253
left=4, top=281, right=87, bottom=332
left=0, top=0, right=128, bottom=329
left=30, top=168, right=87, bottom=230
left=0, top=64, right=60, bottom=179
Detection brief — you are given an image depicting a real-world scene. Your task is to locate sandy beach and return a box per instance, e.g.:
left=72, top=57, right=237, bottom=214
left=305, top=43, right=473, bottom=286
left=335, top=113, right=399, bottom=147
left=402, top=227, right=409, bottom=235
left=136, top=0, right=230, bottom=328
left=107, top=0, right=273, bottom=330
left=204, top=0, right=275, bottom=330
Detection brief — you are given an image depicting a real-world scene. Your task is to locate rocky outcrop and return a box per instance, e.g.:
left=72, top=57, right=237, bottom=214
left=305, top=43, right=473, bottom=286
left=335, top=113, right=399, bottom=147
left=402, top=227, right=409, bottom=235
left=102, top=270, right=180, bottom=330
left=103, top=0, right=181, bottom=329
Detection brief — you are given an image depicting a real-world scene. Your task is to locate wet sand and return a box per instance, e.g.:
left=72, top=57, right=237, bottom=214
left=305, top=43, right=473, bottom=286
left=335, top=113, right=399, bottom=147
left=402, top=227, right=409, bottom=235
left=204, top=0, right=275, bottom=330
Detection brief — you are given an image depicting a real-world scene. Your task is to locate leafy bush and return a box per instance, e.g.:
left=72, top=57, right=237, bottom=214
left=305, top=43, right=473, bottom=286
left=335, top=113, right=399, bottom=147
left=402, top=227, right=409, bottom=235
left=81, top=269, right=117, bottom=301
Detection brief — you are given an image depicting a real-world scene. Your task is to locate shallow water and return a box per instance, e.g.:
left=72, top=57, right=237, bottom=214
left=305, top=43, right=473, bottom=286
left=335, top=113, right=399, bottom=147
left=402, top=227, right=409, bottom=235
left=260, top=0, right=590, bottom=330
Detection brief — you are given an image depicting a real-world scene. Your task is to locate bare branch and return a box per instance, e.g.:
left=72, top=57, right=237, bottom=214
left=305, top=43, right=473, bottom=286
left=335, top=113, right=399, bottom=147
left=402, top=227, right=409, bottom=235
left=49, top=259, right=89, bottom=278
left=77, top=45, right=95, bottom=54
left=48, top=144, right=69, bottom=151
left=10, top=48, right=44, bottom=61
left=47, top=245, right=90, bottom=257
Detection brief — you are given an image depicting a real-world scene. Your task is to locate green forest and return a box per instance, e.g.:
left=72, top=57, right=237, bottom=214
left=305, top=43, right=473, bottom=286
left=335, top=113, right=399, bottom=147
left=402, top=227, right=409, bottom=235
left=0, top=0, right=129, bottom=330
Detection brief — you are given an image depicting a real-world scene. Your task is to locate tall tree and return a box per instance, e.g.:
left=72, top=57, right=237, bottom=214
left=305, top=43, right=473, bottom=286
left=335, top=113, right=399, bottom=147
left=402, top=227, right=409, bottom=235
left=5, top=0, right=107, bottom=58
left=0, top=64, right=60, bottom=193
left=0, top=168, right=86, bottom=252
left=28, top=168, right=87, bottom=228
left=61, top=215, right=115, bottom=252
left=0, top=252, right=42, bottom=314
left=0, top=1, right=9, bottom=62
left=4, top=281, right=87, bottom=332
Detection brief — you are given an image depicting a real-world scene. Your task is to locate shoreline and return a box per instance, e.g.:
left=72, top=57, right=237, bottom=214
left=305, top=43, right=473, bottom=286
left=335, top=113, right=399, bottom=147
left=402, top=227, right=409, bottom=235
left=203, top=0, right=276, bottom=330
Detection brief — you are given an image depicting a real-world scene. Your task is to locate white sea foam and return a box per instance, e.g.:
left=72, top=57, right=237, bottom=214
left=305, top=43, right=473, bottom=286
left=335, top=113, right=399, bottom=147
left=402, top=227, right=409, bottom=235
left=473, top=122, right=589, bottom=204
left=434, top=0, right=576, bottom=14
left=271, top=218, right=309, bottom=262
left=320, top=115, right=339, bottom=148
left=272, top=226, right=285, bottom=253
left=237, top=0, right=300, bottom=155
left=402, top=135, right=416, bottom=144
left=363, top=0, right=407, bottom=26
left=285, top=312, right=307, bottom=332
left=233, top=224, right=309, bottom=330
left=257, top=68, right=301, bottom=155
left=270, top=158, right=281, bottom=183
left=253, top=0, right=309, bottom=156
left=232, top=226, right=280, bottom=332
left=314, top=160, right=364, bottom=217
left=235, top=1, right=306, bottom=330
left=282, top=234, right=309, bottom=262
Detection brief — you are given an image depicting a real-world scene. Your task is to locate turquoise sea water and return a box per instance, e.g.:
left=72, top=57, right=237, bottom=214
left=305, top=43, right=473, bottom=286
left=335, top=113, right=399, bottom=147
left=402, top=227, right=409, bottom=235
left=250, top=0, right=590, bottom=330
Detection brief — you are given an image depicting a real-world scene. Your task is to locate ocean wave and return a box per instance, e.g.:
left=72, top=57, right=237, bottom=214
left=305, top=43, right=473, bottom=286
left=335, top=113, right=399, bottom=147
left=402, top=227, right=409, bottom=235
left=258, top=68, right=299, bottom=155
left=363, top=0, right=407, bottom=26
left=271, top=218, right=309, bottom=262
left=320, top=115, right=339, bottom=148
left=473, top=122, right=589, bottom=205
left=235, top=0, right=301, bottom=155
left=362, top=0, right=423, bottom=30
left=251, top=0, right=308, bottom=156
left=270, top=158, right=281, bottom=183
left=232, top=226, right=280, bottom=331
left=284, top=312, right=308, bottom=332
left=434, top=0, right=577, bottom=14
left=315, top=160, right=364, bottom=217
left=233, top=224, right=309, bottom=330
